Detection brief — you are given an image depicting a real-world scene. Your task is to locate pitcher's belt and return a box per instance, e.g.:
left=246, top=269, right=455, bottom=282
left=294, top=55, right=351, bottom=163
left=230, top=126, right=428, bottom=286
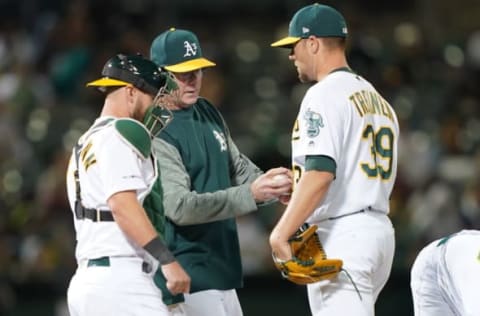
left=319, top=206, right=385, bottom=222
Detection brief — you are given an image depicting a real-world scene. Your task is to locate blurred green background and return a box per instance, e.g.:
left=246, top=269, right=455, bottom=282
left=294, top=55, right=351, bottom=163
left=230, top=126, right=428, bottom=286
left=1, top=0, right=480, bottom=315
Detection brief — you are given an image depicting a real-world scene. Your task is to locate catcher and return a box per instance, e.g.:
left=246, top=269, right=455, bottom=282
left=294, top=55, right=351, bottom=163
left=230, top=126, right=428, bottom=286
left=66, top=54, right=190, bottom=316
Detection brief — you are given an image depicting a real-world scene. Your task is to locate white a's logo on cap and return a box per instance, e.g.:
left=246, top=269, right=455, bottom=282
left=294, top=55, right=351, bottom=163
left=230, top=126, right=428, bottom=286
left=184, top=41, right=198, bottom=57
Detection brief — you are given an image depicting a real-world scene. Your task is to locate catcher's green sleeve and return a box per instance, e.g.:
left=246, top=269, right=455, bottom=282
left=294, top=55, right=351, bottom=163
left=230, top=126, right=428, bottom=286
left=152, top=138, right=261, bottom=225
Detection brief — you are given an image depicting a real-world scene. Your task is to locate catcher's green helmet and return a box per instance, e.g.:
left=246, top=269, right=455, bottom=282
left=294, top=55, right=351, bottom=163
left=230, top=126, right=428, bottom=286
left=87, top=53, right=176, bottom=96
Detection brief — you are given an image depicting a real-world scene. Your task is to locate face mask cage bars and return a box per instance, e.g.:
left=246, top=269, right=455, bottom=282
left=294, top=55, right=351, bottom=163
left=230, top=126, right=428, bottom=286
left=143, top=72, right=178, bottom=137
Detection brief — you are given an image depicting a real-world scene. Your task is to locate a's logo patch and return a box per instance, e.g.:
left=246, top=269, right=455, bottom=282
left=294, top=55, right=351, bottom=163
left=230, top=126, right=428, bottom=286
left=213, top=130, right=227, bottom=151
left=303, top=108, right=324, bottom=138
left=184, top=41, right=198, bottom=57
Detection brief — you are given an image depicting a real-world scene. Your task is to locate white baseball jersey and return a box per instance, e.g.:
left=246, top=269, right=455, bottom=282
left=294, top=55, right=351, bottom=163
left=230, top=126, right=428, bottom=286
left=66, top=116, right=158, bottom=262
left=292, top=70, right=399, bottom=222
left=411, top=230, right=480, bottom=316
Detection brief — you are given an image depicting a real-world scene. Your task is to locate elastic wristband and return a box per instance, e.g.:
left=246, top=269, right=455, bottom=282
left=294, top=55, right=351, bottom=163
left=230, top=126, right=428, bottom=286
left=143, top=236, right=175, bottom=265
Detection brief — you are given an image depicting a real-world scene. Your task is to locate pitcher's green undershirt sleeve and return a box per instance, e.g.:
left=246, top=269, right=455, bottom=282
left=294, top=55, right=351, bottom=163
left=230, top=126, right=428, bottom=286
left=305, top=155, right=336, bottom=176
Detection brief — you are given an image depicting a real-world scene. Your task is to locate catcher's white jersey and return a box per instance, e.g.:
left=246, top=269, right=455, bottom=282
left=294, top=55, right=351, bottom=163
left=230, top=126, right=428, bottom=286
left=292, top=70, right=399, bottom=222
left=66, top=117, right=158, bottom=262
left=410, top=230, right=480, bottom=316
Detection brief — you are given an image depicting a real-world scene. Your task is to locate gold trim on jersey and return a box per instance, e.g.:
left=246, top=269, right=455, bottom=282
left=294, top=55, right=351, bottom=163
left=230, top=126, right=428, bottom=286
left=80, top=141, right=97, bottom=171
left=292, top=119, right=300, bottom=141
left=349, top=90, right=394, bottom=122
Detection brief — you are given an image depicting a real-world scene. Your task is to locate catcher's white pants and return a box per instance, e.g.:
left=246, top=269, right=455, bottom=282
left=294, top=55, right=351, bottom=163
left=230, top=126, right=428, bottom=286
left=308, top=210, right=395, bottom=316
left=410, top=230, right=480, bottom=316
left=169, top=289, right=243, bottom=316
left=67, top=256, right=169, bottom=316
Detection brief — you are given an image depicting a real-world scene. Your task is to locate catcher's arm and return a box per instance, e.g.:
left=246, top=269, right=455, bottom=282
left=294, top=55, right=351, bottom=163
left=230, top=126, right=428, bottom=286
left=270, top=170, right=334, bottom=260
left=108, top=191, right=190, bottom=295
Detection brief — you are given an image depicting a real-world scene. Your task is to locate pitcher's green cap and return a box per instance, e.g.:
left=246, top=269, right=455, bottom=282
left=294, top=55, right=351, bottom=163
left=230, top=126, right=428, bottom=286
left=271, top=3, right=348, bottom=48
left=150, top=28, right=216, bottom=73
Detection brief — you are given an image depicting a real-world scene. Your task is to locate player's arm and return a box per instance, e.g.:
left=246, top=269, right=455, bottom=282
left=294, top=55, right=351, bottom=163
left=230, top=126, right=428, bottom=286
left=99, top=123, right=189, bottom=295
left=108, top=190, right=190, bottom=295
left=227, top=134, right=292, bottom=203
left=153, top=138, right=291, bottom=225
left=226, top=129, right=263, bottom=184
left=108, top=190, right=163, bottom=248
left=215, top=102, right=264, bottom=185
left=221, top=106, right=292, bottom=202
left=270, top=156, right=335, bottom=260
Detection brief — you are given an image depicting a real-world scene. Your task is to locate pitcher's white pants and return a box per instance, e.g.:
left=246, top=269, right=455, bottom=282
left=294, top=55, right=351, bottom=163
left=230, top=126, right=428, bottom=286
left=308, top=211, right=395, bottom=316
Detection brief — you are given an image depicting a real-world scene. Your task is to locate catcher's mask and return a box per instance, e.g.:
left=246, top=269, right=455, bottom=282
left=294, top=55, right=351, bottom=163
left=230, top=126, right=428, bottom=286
left=86, top=53, right=178, bottom=136
left=143, top=72, right=178, bottom=137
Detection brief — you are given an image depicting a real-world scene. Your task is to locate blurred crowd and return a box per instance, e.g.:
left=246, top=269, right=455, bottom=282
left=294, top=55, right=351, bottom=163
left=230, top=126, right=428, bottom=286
left=0, top=0, right=479, bottom=314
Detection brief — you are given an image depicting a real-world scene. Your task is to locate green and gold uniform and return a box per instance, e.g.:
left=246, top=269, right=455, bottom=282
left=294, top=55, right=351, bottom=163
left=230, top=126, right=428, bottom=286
left=153, top=98, right=263, bottom=304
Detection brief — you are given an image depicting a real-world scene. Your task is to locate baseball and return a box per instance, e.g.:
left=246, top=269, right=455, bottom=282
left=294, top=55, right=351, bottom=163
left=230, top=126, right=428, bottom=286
left=273, top=174, right=289, bottom=183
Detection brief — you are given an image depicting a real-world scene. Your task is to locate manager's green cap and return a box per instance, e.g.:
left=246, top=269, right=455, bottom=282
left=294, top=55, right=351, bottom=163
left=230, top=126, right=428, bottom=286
left=271, top=3, right=348, bottom=48
left=150, top=28, right=216, bottom=73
